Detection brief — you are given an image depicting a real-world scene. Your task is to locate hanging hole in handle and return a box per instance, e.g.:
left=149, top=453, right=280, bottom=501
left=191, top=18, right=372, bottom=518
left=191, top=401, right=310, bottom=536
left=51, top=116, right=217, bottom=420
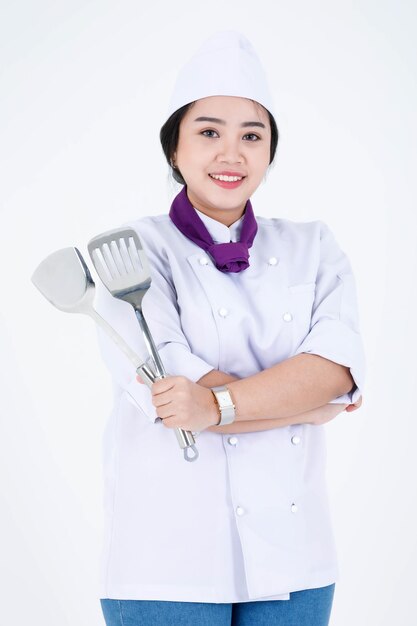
left=183, top=444, right=199, bottom=462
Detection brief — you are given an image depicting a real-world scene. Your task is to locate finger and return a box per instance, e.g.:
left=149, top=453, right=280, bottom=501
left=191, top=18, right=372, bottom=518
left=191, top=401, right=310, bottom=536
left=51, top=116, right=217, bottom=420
left=152, top=395, right=174, bottom=408
left=152, top=376, right=178, bottom=395
left=160, top=416, right=179, bottom=429
left=156, top=404, right=176, bottom=420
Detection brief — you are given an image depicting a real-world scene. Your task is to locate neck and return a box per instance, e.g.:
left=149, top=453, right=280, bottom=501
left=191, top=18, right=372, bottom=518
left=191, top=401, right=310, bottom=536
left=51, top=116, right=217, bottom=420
left=197, top=209, right=244, bottom=228
left=186, top=189, right=245, bottom=227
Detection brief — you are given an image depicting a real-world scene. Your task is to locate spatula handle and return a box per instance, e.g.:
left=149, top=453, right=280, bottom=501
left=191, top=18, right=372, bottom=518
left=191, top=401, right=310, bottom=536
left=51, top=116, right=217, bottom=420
left=90, top=309, right=198, bottom=459
left=89, top=308, right=145, bottom=370
left=134, top=310, right=199, bottom=462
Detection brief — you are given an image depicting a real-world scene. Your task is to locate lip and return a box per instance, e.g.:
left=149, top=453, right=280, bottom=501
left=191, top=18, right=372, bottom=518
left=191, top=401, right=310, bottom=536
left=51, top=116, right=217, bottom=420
left=209, top=171, right=247, bottom=177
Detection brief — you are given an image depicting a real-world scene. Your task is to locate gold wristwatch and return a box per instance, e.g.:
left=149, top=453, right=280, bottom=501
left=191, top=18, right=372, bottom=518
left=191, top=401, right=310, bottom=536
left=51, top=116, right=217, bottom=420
left=210, top=385, right=236, bottom=426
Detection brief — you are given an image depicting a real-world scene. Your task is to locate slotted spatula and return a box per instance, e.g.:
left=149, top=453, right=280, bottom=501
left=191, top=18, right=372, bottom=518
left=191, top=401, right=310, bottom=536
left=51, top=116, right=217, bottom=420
left=88, top=228, right=199, bottom=463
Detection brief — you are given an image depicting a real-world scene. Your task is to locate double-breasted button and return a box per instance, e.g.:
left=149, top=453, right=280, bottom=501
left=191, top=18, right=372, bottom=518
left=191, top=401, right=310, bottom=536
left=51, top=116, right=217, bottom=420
left=283, top=312, right=293, bottom=322
left=199, top=257, right=209, bottom=265
left=291, top=503, right=298, bottom=513
left=218, top=307, right=229, bottom=317
left=268, top=256, right=278, bottom=265
left=291, top=435, right=301, bottom=445
left=228, top=436, right=238, bottom=446
left=236, top=506, right=245, bottom=516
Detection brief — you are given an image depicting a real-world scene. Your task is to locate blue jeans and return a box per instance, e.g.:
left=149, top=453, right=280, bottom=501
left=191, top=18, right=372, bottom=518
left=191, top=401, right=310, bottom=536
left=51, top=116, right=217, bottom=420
left=100, top=583, right=335, bottom=625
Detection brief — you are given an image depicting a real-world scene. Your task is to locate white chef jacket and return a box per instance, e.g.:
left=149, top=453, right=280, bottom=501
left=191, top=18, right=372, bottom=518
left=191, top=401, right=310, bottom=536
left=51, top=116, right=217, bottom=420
left=94, top=205, right=366, bottom=603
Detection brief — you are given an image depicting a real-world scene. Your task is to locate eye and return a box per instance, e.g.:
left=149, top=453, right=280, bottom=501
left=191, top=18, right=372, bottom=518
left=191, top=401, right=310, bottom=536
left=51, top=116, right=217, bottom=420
left=243, top=133, right=261, bottom=141
left=201, top=129, right=219, bottom=138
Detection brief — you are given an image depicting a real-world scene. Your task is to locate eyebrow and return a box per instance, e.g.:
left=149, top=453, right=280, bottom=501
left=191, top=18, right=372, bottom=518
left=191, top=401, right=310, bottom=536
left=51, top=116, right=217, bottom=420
left=193, top=116, right=266, bottom=129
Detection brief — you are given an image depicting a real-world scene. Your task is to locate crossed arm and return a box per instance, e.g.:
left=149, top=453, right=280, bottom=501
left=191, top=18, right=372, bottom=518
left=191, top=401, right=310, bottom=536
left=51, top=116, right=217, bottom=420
left=141, top=353, right=361, bottom=433
left=197, top=353, right=358, bottom=434
left=108, top=335, right=353, bottom=432
left=137, top=352, right=360, bottom=432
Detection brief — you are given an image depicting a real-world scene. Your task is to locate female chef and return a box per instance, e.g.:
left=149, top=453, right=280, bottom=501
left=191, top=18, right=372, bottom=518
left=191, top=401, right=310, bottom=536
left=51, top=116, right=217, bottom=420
left=98, top=30, right=365, bottom=626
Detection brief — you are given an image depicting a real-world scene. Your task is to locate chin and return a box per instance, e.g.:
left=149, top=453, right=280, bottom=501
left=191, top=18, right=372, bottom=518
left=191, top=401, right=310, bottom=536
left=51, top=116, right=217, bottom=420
left=206, top=194, right=246, bottom=211
left=188, top=181, right=247, bottom=212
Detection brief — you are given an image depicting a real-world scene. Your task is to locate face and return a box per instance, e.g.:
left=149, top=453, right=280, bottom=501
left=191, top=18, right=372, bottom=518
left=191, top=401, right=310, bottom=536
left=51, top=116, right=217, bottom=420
left=173, top=96, right=271, bottom=226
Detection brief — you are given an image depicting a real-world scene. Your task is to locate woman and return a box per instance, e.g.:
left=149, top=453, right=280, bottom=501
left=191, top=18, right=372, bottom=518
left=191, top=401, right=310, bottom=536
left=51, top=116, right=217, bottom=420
left=97, top=31, right=365, bottom=626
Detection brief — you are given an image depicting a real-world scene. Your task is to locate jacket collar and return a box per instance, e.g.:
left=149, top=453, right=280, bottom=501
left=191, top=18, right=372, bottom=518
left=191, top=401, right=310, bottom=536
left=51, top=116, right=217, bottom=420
left=194, top=207, right=244, bottom=244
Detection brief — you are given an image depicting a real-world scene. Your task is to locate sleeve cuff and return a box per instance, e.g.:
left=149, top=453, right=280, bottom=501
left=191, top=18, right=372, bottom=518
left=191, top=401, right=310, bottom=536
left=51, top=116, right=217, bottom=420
left=157, top=342, right=215, bottom=383
left=293, top=318, right=366, bottom=406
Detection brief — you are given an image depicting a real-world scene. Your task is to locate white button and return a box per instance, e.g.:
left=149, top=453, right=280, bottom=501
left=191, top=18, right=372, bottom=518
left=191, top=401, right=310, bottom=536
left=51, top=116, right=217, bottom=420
left=291, top=436, right=301, bottom=445
left=199, top=257, right=209, bottom=265
left=291, top=503, right=298, bottom=513
left=268, top=256, right=278, bottom=265
left=236, top=506, right=245, bottom=516
left=283, top=312, right=293, bottom=322
left=218, top=307, right=229, bottom=317
left=228, top=436, right=238, bottom=446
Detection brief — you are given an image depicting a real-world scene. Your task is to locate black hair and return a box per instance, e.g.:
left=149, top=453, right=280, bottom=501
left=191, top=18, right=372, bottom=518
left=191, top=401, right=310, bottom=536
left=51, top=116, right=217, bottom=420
left=159, top=100, right=279, bottom=186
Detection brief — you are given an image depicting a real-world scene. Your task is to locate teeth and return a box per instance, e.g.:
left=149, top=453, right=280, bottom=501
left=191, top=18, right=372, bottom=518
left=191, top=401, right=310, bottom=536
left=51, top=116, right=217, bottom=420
left=210, top=174, right=243, bottom=182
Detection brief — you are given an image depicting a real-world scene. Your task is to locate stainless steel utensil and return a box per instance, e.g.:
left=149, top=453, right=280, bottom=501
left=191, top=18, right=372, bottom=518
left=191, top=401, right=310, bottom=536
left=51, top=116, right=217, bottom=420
left=31, top=247, right=156, bottom=388
left=87, top=228, right=199, bottom=463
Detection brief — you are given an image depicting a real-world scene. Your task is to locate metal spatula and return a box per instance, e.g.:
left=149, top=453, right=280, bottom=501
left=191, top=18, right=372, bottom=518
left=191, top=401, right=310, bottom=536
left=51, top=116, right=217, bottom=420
left=31, top=247, right=156, bottom=389
left=88, top=228, right=199, bottom=463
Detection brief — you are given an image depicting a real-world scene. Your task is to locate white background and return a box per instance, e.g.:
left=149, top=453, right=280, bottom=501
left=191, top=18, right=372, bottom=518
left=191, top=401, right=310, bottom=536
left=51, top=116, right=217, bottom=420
left=1, top=1, right=416, bottom=624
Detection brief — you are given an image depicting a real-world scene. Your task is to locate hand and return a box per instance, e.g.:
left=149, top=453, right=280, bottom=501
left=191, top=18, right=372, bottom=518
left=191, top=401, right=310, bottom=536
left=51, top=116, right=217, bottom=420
left=136, top=374, right=219, bottom=432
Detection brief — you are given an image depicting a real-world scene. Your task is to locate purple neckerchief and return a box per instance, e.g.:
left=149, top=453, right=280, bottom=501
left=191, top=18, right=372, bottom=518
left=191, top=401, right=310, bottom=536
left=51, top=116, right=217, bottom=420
left=168, top=185, right=258, bottom=273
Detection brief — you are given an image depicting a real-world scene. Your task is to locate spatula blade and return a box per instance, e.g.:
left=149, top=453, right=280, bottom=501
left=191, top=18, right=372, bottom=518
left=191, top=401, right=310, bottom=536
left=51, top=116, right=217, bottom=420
left=88, top=228, right=151, bottom=301
left=31, top=247, right=93, bottom=313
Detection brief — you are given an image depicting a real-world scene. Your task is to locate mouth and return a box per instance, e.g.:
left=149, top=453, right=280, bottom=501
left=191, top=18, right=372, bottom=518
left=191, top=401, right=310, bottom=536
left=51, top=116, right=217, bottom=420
left=208, top=173, right=246, bottom=189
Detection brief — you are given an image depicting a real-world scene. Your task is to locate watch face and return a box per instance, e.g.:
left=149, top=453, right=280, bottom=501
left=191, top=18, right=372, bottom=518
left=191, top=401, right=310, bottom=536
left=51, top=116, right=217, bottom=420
left=217, top=391, right=233, bottom=408
left=212, top=387, right=236, bottom=425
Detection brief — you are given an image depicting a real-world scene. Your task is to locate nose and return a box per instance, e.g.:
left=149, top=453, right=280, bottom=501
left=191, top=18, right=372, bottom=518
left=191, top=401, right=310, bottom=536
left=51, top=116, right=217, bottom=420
left=217, top=136, right=244, bottom=164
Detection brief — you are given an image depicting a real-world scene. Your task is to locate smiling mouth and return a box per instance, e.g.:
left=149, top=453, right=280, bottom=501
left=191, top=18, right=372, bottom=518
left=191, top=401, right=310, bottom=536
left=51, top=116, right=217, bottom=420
left=208, top=174, right=246, bottom=181
left=207, top=174, right=247, bottom=190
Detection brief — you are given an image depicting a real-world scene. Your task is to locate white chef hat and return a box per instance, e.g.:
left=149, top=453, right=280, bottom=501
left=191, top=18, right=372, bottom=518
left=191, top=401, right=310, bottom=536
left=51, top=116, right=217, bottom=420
left=165, top=30, right=276, bottom=121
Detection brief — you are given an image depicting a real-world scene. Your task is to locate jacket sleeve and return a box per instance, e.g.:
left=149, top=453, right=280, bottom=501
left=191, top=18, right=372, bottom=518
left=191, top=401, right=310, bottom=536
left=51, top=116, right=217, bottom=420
left=93, top=220, right=216, bottom=423
left=293, top=221, right=366, bottom=404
